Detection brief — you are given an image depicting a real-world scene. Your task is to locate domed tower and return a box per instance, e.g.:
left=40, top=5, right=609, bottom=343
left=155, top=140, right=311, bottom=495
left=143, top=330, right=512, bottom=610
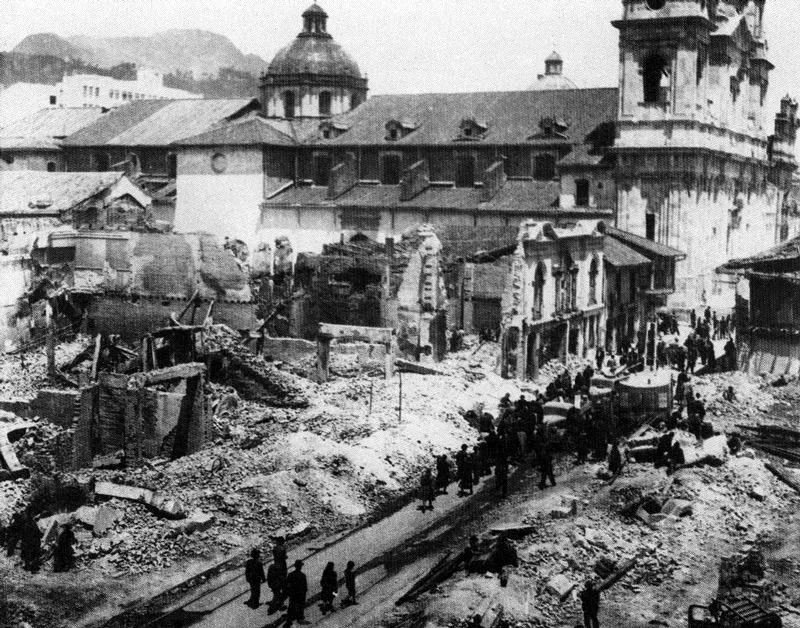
left=261, top=3, right=368, bottom=119
left=528, top=51, right=577, bottom=91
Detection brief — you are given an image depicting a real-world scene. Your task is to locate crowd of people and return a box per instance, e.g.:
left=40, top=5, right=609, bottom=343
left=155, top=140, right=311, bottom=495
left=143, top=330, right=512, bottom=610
left=655, top=307, right=737, bottom=374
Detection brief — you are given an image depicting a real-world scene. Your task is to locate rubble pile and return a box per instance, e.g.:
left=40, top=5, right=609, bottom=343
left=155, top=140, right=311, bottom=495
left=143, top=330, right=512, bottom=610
left=0, top=337, right=88, bottom=399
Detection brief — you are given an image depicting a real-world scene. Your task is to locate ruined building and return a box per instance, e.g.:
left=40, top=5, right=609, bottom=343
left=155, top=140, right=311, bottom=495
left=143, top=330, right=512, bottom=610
left=500, top=220, right=607, bottom=380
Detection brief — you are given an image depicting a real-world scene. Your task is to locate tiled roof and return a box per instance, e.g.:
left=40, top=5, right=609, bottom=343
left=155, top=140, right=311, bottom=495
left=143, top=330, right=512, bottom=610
left=0, top=136, right=62, bottom=151
left=719, top=235, right=800, bottom=271
left=0, top=107, right=107, bottom=140
left=606, top=226, right=686, bottom=260
left=264, top=179, right=601, bottom=215
left=604, top=236, right=651, bottom=267
left=310, top=88, right=618, bottom=146
left=0, top=170, right=125, bottom=215
left=176, top=116, right=295, bottom=146
left=63, top=99, right=259, bottom=147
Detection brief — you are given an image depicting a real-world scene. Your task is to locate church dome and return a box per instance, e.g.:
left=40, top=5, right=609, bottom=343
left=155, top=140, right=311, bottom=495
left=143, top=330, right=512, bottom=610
left=268, top=4, right=363, bottom=78
left=528, top=51, right=578, bottom=91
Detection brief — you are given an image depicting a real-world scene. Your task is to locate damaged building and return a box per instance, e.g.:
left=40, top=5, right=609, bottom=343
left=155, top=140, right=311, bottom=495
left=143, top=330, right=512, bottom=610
left=500, top=220, right=606, bottom=380
left=718, top=234, right=800, bottom=377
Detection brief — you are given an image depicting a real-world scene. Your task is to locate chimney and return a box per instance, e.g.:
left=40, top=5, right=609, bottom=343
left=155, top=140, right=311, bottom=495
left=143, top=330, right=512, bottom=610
left=481, top=160, right=507, bottom=202
left=399, top=159, right=430, bottom=202
left=774, top=95, right=800, bottom=144
left=327, top=152, right=358, bottom=200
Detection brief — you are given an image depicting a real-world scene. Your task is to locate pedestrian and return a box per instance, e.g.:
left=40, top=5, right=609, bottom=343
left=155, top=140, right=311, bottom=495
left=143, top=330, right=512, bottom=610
left=722, top=385, right=736, bottom=402
left=53, top=523, right=76, bottom=573
left=668, top=441, right=685, bottom=474
left=690, top=309, right=697, bottom=329
left=580, top=580, right=601, bottom=628
left=724, top=337, right=737, bottom=371
left=244, top=548, right=266, bottom=609
left=576, top=430, right=589, bottom=465
left=458, top=447, right=474, bottom=497
left=273, top=535, right=288, bottom=567
left=705, top=338, right=716, bottom=372
left=267, top=557, right=288, bottom=613
left=538, top=446, right=556, bottom=490
left=455, top=443, right=468, bottom=476
left=420, top=468, right=435, bottom=511
left=342, top=560, right=357, bottom=607
left=319, top=561, right=338, bottom=614
left=495, top=456, right=509, bottom=499
left=608, top=442, right=623, bottom=476
left=595, top=347, right=605, bottom=371
left=20, top=511, right=41, bottom=572
left=285, top=560, right=308, bottom=626
left=5, top=510, right=24, bottom=557
left=479, top=412, right=494, bottom=433
left=435, top=454, right=450, bottom=494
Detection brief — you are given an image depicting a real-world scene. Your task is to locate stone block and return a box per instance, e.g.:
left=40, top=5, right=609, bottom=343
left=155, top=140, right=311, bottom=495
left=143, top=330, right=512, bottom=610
left=147, top=493, right=186, bottom=519
left=74, top=506, right=98, bottom=528
left=171, top=511, right=215, bottom=535
left=94, top=504, right=123, bottom=536
left=749, top=487, right=767, bottom=502
left=546, top=574, right=576, bottom=600
left=660, top=499, right=693, bottom=518
left=550, top=506, right=574, bottom=519
left=95, top=481, right=153, bottom=503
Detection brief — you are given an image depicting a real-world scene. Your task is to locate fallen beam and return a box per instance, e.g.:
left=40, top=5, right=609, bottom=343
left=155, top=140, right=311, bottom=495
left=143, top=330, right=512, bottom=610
left=750, top=442, right=800, bottom=465
left=597, top=554, right=639, bottom=592
left=765, top=463, right=800, bottom=496
left=396, top=550, right=457, bottom=605
left=95, top=481, right=187, bottom=519
left=396, top=359, right=444, bottom=376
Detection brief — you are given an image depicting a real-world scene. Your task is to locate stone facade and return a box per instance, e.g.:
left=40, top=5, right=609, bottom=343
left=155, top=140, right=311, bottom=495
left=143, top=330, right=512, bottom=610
left=613, top=0, right=798, bottom=307
left=500, top=220, right=606, bottom=380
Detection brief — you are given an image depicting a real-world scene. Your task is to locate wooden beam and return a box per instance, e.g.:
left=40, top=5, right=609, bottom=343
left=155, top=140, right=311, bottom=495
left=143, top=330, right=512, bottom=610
left=765, top=463, right=800, bottom=495
left=90, top=334, right=102, bottom=380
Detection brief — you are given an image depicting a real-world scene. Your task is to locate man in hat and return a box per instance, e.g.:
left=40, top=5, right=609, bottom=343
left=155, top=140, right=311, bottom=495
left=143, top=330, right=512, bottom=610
left=285, top=559, right=308, bottom=625
left=244, top=548, right=266, bottom=609
left=580, top=579, right=601, bottom=628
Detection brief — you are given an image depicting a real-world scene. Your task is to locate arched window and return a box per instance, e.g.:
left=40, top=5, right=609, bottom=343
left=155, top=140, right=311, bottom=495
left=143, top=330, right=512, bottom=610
left=319, top=91, right=332, bottom=116
left=589, top=256, right=599, bottom=305
left=643, top=53, right=670, bottom=104
left=46, top=161, right=57, bottom=172
left=576, top=179, right=590, bottom=207
left=283, top=91, right=296, bottom=119
left=532, top=263, right=546, bottom=319
left=534, top=154, right=556, bottom=181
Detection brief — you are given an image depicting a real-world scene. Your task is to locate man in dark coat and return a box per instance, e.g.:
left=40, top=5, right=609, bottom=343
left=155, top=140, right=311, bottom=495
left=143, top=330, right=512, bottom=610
left=580, top=580, right=601, bottom=628
left=724, top=337, right=737, bottom=371
left=20, top=511, right=41, bottom=572
left=285, top=560, right=308, bottom=625
left=420, top=468, right=435, bottom=511
left=342, top=560, right=357, bottom=607
left=245, top=548, right=266, bottom=609
left=319, top=562, right=338, bottom=614
left=538, top=447, right=556, bottom=490
left=435, top=454, right=450, bottom=494
left=595, top=347, right=605, bottom=371
left=53, top=523, right=76, bottom=573
left=705, top=338, right=717, bottom=372
left=608, top=443, right=623, bottom=476
left=457, top=446, right=473, bottom=496
left=272, top=536, right=288, bottom=567
left=267, top=558, right=288, bottom=613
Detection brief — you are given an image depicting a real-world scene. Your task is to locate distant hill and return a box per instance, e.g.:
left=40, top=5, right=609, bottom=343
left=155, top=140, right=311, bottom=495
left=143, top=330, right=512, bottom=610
left=12, top=29, right=270, bottom=78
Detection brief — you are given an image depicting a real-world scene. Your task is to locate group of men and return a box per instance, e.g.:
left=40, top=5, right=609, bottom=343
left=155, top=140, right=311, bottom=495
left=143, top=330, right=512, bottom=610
left=3, top=508, right=76, bottom=574
left=244, top=536, right=357, bottom=624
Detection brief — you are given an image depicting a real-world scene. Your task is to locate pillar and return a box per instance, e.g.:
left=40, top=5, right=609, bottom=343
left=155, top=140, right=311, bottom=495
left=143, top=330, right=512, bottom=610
left=317, top=335, right=331, bottom=383
left=516, top=330, right=528, bottom=381
left=531, top=331, right=541, bottom=380
left=577, top=319, right=585, bottom=359
left=561, top=320, right=570, bottom=364
left=384, top=343, right=394, bottom=380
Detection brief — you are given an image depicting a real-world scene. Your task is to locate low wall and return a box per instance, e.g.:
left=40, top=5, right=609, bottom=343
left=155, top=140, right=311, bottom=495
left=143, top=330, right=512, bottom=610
left=740, top=333, right=800, bottom=378
left=260, top=337, right=388, bottom=364
left=0, top=389, right=79, bottom=428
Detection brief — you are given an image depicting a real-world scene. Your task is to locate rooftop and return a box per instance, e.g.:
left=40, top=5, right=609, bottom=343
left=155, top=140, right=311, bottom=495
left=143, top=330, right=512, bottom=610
left=62, top=99, right=259, bottom=147
left=606, top=226, right=686, bottom=260
left=0, top=107, right=107, bottom=140
left=718, top=235, right=800, bottom=273
left=604, top=236, right=651, bottom=268
left=0, top=170, right=128, bottom=216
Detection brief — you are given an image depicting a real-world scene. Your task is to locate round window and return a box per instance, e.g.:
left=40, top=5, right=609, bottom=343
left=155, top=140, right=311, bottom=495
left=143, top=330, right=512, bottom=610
left=211, top=152, right=227, bottom=174
left=646, top=0, right=667, bottom=9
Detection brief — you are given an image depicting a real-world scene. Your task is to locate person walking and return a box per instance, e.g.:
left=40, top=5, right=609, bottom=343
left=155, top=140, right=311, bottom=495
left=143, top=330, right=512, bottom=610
left=53, top=523, right=76, bottom=573
left=458, top=448, right=474, bottom=497
left=419, top=468, right=435, bottom=511
left=342, top=560, right=357, bottom=607
left=20, top=511, right=42, bottom=572
left=285, top=560, right=308, bottom=626
left=244, top=548, right=266, bottom=609
left=435, top=454, right=450, bottom=494
left=608, top=443, right=623, bottom=476
left=580, top=580, right=601, bottom=628
left=267, top=557, right=288, bottom=613
left=319, top=562, right=338, bottom=614
left=538, top=446, right=556, bottom=490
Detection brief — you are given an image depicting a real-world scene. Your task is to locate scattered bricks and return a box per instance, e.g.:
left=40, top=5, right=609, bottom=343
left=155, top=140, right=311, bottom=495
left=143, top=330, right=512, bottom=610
left=170, top=511, right=215, bottom=536
left=546, top=574, right=576, bottom=600
left=92, top=450, right=125, bottom=470
left=94, top=505, right=123, bottom=536
left=74, top=506, right=98, bottom=528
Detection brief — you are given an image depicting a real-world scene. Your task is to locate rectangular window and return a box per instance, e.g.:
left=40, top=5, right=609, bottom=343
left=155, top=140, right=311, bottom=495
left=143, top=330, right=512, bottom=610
left=576, top=179, right=590, bottom=207
left=455, top=156, right=476, bottom=188
left=646, top=213, right=656, bottom=241
left=313, top=154, right=332, bottom=186
left=381, top=154, right=402, bottom=185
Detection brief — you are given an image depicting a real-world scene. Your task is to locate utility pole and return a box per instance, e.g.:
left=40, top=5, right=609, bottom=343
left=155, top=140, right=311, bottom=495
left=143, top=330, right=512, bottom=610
left=398, top=370, right=403, bottom=422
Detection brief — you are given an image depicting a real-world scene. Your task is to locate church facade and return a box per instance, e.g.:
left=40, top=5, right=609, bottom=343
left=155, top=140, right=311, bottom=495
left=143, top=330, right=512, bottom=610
left=169, top=1, right=798, bottom=308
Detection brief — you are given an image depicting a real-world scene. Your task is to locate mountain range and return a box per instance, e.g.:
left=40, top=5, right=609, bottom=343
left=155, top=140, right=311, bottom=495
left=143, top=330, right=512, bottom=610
left=12, top=30, right=271, bottom=78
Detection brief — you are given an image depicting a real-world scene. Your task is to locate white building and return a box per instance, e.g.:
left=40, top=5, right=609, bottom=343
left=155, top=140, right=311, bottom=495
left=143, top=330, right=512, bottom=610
left=56, top=68, right=200, bottom=108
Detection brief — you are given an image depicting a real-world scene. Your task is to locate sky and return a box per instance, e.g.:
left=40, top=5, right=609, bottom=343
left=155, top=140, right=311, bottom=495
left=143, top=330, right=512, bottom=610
left=1, top=0, right=798, bottom=117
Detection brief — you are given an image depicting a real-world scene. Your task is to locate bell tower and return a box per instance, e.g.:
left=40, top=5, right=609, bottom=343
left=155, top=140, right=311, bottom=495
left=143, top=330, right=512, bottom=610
left=612, top=0, right=790, bottom=307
